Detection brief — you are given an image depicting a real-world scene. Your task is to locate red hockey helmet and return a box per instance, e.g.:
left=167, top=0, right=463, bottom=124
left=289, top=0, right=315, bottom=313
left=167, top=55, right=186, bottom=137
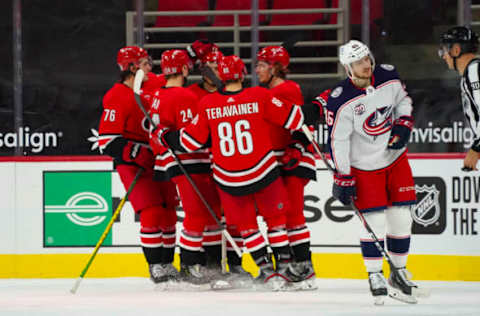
left=161, top=49, right=193, bottom=75
left=117, top=46, right=149, bottom=71
left=202, top=50, right=224, bottom=64
left=257, top=46, right=290, bottom=69
left=217, top=55, right=246, bottom=82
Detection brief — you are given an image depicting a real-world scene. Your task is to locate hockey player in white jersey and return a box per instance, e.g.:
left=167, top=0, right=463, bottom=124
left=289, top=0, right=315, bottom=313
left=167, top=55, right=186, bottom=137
left=324, top=40, right=421, bottom=304
left=439, top=26, right=480, bottom=171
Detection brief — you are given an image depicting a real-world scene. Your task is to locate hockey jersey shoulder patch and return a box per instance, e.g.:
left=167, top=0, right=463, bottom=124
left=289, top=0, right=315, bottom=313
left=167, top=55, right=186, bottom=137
left=330, top=86, right=343, bottom=98
left=373, top=64, right=400, bottom=86
left=380, top=64, right=395, bottom=71
left=327, top=81, right=363, bottom=111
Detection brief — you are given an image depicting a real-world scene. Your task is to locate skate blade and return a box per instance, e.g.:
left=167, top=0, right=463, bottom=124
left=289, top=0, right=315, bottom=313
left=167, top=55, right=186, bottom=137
left=373, top=296, right=386, bottom=306
left=267, top=279, right=285, bottom=291
left=229, top=279, right=254, bottom=290
left=253, top=276, right=286, bottom=292
left=211, top=279, right=234, bottom=291
left=282, top=279, right=318, bottom=291
left=388, top=287, right=418, bottom=304
left=412, top=286, right=431, bottom=298
left=154, top=280, right=211, bottom=291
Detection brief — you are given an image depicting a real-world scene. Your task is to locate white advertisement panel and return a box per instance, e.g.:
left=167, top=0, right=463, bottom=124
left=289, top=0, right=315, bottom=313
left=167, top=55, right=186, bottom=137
left=305, top=157, right=479, bottom=255
left=0, top=163, right=16, bottom=253
left=1, top=155, right=478, bottom=256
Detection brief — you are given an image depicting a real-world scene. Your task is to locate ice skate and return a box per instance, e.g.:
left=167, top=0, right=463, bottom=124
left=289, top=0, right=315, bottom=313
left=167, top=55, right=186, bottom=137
left=254, top=263, right=288, bottom=291
left=368, top=271, right=388, bottom=305
left=283, top=261, right=317, bottom=291
left=388, top=268, right=430, bottom=304
left=149, top=263, right=182, bottom=291
left=149, top=263, right=180, bottom=284
left=227, top=265, right=255, bottom=289
left=205, top=264, right=234, bottom=290
left=177, top=264, right=212, bottom=291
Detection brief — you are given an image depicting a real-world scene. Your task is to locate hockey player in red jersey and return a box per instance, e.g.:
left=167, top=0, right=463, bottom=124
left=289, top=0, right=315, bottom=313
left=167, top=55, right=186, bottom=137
left=98, top=46, right=179, bottom=285
left=187, top=49, right=247, bottom=282
left=152, top=55, right=305, bottom=290
left=141, top=39, right=218, bottom=103
left=255, top=46, right=317, bottom=290
left=188, top=50, right=224, bottom=100
left=148, top=49, right=223, bottom=288
left=316, top=40, right=421, bottom=304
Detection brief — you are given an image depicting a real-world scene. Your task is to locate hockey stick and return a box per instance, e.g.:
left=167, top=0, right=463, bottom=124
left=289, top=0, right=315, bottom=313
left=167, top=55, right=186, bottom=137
left=70, top=168, right=143, bottom=294
left=221, top=231, right=227, bottom=274
left=133, top=69, right=242, bottom=258
left=200, top=64, right=224, bottom=91
left=301, top=125, right=430, bottom=299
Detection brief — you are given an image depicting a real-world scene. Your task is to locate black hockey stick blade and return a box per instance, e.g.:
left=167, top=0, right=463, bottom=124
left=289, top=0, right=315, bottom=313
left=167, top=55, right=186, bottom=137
left=200, top=64, right=224, bottom=91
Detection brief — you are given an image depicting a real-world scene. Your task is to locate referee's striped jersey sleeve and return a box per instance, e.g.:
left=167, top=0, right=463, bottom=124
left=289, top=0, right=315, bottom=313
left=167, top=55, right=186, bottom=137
left=462, top=59, right=480, bottom=149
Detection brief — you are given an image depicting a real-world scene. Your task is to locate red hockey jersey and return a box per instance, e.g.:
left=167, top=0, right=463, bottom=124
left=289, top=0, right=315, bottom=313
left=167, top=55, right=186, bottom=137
left=98, top=83, right=150, bottom=151
left=150, top=86, right=211, bottom=180
left=179, top=86, right=304, bottom=195
left=188, top=82, right=211, bottom=101
left=269, top=80, right=316, bottom=180
left=141, top=72, right=166, bottom=105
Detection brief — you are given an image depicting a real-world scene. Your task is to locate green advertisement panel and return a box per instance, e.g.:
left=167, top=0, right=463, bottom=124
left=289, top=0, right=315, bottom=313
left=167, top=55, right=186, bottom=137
left=43, top=171, right=112, bottom=247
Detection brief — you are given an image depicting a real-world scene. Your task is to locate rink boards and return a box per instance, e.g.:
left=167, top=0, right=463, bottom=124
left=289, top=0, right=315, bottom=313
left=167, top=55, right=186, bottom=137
left=0, top=154, right=479, bottom=280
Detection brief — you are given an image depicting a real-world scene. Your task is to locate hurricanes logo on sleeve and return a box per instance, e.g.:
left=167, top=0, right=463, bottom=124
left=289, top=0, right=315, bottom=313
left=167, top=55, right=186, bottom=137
left=272, top=97, right=283, bottom=107
left=362, top=105, right=393, bottom=136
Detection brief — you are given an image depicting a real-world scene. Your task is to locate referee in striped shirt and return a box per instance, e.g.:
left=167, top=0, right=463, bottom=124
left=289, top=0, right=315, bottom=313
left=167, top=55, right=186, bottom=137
left=440, top=26, right=480, bottom=171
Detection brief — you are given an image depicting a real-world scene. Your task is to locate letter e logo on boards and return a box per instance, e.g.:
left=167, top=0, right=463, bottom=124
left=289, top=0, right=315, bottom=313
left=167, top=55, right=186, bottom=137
left=43, top=171, right=113, bottom=247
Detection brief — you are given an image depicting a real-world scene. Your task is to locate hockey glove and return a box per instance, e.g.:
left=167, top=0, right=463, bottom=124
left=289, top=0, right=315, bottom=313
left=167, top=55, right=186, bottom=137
left=149, top=125, right=170, bottom=154
left=281, top=141, right=304, bottom=170
left=122, top=141, right=154, bottom=170
left=312, top=89, right=331, bottom=120
left=388, top=116, right=414, bottom=150
left=332, top=174, right=356, bottom=206
left=186, top=40, right=219, bottom=63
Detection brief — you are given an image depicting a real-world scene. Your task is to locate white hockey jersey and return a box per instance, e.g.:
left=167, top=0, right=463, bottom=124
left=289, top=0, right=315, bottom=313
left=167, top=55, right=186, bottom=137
left=326, top=64, right=413, bottom=174
left=460, top=58, right=480, bottom=151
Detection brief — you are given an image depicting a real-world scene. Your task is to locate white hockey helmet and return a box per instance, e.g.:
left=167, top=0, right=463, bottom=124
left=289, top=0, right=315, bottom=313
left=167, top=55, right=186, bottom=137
left=339, top=40, right=375, bottom=78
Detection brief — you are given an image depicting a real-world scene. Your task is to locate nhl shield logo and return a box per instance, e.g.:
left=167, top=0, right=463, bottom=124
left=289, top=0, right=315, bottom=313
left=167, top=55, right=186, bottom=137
left=411, top=177, right=446, bottom=235
left=411, top=185, right=440, bottom=227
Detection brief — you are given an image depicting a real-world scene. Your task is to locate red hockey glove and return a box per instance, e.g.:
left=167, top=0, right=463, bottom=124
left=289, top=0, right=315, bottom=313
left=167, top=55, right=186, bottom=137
left=281, top=141, right=304, bottom=170
left=186, top=40, right=219, bottom=63
left=388, top=116, right=414, bottom=150
left=332, top=174, right=356, bottom=205
left=122, top=142, right=154, bottom=170
left=149, top=125, right=170, bottom=154
left=312, top=89, right=331, bottom=119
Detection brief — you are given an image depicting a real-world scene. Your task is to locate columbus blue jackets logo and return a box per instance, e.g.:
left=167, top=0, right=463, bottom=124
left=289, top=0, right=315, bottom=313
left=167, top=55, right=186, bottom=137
left=362, top=105, right=393, bottom=136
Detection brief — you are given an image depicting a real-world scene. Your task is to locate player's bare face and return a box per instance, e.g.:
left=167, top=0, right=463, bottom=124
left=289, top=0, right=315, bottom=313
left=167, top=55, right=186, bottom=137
left=138, top=58, right=152, bottom=79
left=439, top=45, right=455, bottom=70
left=255, top=61, right=271, bottom=83
left=351, top=56, right=372, bottom=79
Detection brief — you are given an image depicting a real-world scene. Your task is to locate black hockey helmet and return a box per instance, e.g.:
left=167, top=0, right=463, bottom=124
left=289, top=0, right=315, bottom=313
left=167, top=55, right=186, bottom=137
left=439, top=26, right=479, bottom=56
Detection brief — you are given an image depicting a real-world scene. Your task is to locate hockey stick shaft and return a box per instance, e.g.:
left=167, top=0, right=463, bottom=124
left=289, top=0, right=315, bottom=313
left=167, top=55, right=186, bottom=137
left=221, top=232, right=227, bottom=274
left=133, top=70, right=242, bottom=258
left=70, top=168, right=143, bottom=294
left=301, top=125, right=400, bottom=272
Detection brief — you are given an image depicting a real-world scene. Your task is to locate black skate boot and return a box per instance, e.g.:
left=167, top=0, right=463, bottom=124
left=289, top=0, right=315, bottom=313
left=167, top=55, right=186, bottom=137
left=254, top=262, right=287, bottom=291
left=179, top=264, right=212, bottom=290
left=388, top=267, right=430, bottom=304
left=285, top=260, right=317, bottom=291
left=149, top=263, right=180, bottom=288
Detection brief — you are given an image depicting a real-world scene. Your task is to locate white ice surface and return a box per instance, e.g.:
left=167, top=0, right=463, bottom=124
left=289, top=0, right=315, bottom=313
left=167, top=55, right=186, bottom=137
left=0, top=278, right=479, bottom=316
